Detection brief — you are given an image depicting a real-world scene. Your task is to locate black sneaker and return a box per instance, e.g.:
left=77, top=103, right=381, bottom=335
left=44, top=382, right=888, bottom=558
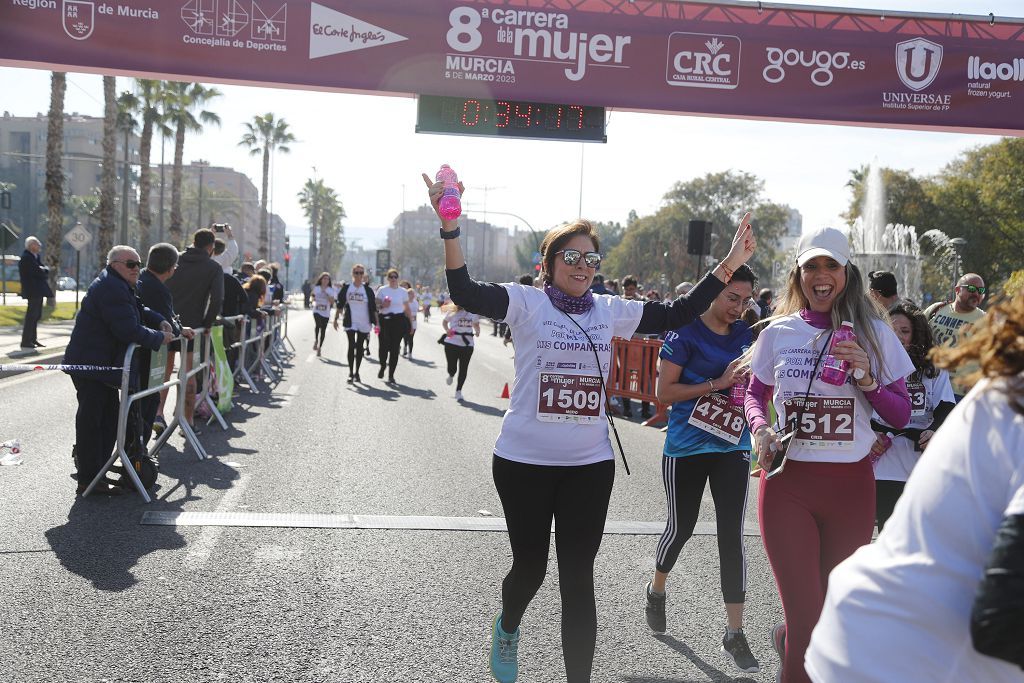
left=644, top=582, right=666, bottom=634
left=722, top=629, right=760, bottom=673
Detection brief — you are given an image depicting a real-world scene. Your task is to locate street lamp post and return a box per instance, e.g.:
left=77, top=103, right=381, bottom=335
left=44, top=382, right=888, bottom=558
left=195, top=159, right=209, bottom=230
left=949, top=237, right=967, bottom=298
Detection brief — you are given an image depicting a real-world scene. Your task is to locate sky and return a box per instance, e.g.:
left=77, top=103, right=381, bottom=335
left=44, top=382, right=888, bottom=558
left=1, top=0, right=1022, bottom=251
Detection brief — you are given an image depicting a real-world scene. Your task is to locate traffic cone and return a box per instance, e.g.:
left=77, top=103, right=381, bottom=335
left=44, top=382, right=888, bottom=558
left=499, top=382, right=510, bottom=399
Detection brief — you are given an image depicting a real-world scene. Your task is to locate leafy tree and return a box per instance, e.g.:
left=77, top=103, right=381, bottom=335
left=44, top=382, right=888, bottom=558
left=164, top=82, right=221, bottom=246
left=239, top=113, right=295, bottom=259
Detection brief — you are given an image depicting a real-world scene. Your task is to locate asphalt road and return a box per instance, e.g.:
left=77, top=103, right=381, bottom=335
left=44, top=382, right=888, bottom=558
left=0, top=307, right=783, bottom=683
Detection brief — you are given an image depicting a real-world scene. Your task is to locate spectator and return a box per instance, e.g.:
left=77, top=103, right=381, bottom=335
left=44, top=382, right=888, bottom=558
left=622, top=275, right=640, bottom=300
left=924, top=273, right=987, bottom=400
left=756, top=288, right=774, bottom=320
left=806, top=291, right=1024, bottom=682
left=621, top=275, right=650, bottom=419
left=137, top=243, right=195, bottom=440
left=163, top=228, right=224, bottom=429
left=64, top=245, right=173, bottom=496
left=868, top=270, right=900, bottom=311
left=220, top=264, right=248, bottom=371
left=18, top=235, right=52, bottom=350
left=301, top=279, right=312, bottom=309
left=606, top=278, right=620, bottom=296
left=269, top=264, right=285, bottom=304
left=674, top=281, right=694, bottom=298
left=239, top=262, right=256, bottom=283
left=590, top=273, right=610, bottom=295
left=210, top=223, right=238, bottom=274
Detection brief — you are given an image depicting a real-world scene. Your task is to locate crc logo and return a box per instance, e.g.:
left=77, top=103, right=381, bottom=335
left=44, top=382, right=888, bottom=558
left=666, top=33, right=741, bottom=90
left=968, top=55, right=1024, bottom=82
left=762, top=47, right=865, bottom=86
left=896, top=38, right=943, bottom=91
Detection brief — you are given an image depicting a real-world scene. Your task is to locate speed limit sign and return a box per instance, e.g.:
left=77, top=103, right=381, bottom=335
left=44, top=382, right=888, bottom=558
left=64, top=224, right=92, bottom=251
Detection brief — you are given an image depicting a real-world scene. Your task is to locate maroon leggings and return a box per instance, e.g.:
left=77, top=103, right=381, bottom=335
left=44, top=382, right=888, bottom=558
left=758, top=457, right=875, bottom=683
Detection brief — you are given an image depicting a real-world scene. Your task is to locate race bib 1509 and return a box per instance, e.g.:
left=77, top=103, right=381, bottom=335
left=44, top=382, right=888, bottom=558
left=537, top=372, right=603, bottom=424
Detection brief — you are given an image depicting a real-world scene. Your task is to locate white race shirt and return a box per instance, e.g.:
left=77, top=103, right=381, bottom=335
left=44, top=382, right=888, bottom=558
left=344, top=283, right=372, bottom=333
left=494, top=284, right=644, bottom=466
left=750, top=314, right=914, bottom=463
left=806, top=380, right=1024, bottom=683
left=312, top=285, right=337, bottom=318
left=873, top=368, right=955, bottom=482
left=376, top=285, right=408, bottom=316
left=407, top=292, right=418, bottom=330
left=444, top=310, right=479, bottom=347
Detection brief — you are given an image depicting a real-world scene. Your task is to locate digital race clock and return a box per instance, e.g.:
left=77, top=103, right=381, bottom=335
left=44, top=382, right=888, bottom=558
left=416, top=95, right=607, bottom=143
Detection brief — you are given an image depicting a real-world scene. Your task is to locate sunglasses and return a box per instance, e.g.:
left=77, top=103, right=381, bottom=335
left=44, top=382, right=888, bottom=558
left=388, top=274, right=399, bottom=279
left=352, top=270, right=364, bottom=275
left=555, top=249, right=602, bottom=268
left=959, top=284, right=986, bottom=294
left=116, top=260, right=143, bottom=269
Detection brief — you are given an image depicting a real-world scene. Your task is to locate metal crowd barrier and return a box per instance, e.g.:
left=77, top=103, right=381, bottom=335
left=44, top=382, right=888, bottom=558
left=607, top=336, right=670, bottom=427
left=82, top=310, right=292, bottom=501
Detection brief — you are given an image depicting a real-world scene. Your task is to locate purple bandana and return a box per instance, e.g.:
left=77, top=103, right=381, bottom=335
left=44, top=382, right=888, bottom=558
left=544, top=282, right=594, bottom=315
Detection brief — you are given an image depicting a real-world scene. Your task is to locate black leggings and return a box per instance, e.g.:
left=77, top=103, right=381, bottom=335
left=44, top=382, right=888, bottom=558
left=345, top=330, right=369, bottom=376
left=655, top=451, right=750, bottom=604
left=313, top=313, right=329, bottom=349
left=379, top=315, right=408, bottom=378
left=875, top=479, right=906, bottom=532
left=403, top=327, right=416, bottom=355
left=493, top=455, right=615, bottom=683
left=443, top=343, right=473, bottom=390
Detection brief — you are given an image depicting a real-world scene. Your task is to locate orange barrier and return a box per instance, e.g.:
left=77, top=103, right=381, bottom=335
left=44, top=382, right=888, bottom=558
left=608, top=336, right=669, bottom=427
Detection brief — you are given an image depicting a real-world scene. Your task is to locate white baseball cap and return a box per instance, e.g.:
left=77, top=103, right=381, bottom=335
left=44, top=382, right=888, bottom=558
left=796, top=227, right=850, bottom=267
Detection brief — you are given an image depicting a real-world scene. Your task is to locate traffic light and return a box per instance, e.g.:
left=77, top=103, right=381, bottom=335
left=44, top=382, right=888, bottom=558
left=284, top=236, right=290, bottom=251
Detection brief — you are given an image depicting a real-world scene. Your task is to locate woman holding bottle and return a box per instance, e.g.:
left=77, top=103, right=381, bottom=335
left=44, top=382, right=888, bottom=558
left=644, top=264, right=760, bottom=674
left=869, top=301, right=955, bottom=530
left=423, top=170, right=757, bottom=683
left=744, top=227, right=914, bottom=683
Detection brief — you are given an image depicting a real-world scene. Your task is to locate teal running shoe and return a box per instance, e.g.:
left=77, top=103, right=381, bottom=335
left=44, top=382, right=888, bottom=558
left=489, top=612, right=520, bottom=683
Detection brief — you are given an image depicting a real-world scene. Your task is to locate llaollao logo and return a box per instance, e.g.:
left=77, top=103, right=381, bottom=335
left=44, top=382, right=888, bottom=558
left=895, top=38, right=943, bottom=91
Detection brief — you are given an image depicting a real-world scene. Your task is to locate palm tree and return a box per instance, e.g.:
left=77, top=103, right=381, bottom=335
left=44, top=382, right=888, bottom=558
left=97, top=75, right=118, bottom=270
left=298, top=177, right=325, bottom=278
left=164, top=82, right=221, bottom=246
left=131, top=79, right=171, bottom=253
left=116, top=91, right=139, bottom=247
left=318, top=188, right=345, bottom=274
left=43, top=72, right=66, bottom=304
left=239, top=113, right=295, bottom=259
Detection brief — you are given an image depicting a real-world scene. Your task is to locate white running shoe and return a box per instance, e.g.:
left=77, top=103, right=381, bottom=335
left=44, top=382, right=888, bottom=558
left=455, top=390, right=464, bottom=401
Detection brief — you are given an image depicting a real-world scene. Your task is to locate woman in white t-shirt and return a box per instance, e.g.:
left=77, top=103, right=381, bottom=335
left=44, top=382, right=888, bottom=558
left=424, top=171, right=756, bottom=683
left=869, top=301, right=955, bottom=530
left=806, top=293, right=1024, bottom=682
left=375, top=268, right=411, bottom=385
left=401, top=280, right=418, bottom=358
left=744, top=227, right=914, bottom=683
left=332, top=264, right=377, bottom=384
left=441, top=304, right=480, bottom=401
left=311, top=272, right=336, bottom=357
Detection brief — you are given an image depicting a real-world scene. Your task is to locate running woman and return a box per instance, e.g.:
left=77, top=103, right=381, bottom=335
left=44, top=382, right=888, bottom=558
left=424, top=172, right=756, bottom=683
left=442, top=303, right=480, bottom=401
left=869, top=301, right=954, bottom=530
left=401, top=280, right=418, bottom=358
left=376, top=268, right=411, bottom=385
left=311, top=272, right=336, bottom=357
left=333, top=264, right=377, bottom=383
left=744, top=226, right=914, bottom=683
left=645, top=264, right=760, bottom=674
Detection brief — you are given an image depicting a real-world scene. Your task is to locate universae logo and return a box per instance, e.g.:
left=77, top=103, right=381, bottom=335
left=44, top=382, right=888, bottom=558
left=895, top=38, right=943, bottom=91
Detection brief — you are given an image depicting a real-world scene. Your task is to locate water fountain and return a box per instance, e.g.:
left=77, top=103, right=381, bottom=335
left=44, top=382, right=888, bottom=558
left=849, top=164, right=923, bottom=303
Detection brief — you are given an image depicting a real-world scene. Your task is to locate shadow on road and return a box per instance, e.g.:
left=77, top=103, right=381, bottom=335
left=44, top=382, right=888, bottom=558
left=456, top=399, right=506, bottom=418
left=619, top=634, right=759, bottom=683
left=45, top=497, right=186, bottom=592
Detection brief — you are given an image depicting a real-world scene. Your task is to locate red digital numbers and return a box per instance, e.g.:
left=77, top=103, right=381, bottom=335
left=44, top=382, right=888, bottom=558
left=568, top=105, right=584, bottom=129
left=496, top=100, right=510, bottom=128
left=513, top=103, right=532, bottom=128
left=461, top=99, right=481, bottom=127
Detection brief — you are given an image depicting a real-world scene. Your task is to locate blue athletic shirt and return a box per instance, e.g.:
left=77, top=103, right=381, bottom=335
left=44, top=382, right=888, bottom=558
left=660, top=318, right=753, bottom=457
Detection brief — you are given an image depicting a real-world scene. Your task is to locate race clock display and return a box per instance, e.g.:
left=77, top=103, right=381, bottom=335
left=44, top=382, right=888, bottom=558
left=416, top=95, right=607, bottom=143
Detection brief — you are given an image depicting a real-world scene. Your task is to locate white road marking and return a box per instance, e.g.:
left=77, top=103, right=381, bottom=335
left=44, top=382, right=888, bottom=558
left=181, top=472, right=251, bottom=569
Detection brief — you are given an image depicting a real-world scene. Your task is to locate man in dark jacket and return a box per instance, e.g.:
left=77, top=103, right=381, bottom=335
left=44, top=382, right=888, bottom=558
left=18, top=235, right=53, bottom=350
left=166, top=228, right=223, bottom=427
left=138, top=243, right=195, bottom=441
left=64, top=245, right=173, bottom=496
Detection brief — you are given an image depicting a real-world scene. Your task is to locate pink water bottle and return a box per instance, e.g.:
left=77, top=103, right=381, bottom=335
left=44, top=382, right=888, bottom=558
left=729, top=382, right=746, bottom=407
left=436, top=164, right=462, bottom=220
left=820, top=321, right=856, bottom=386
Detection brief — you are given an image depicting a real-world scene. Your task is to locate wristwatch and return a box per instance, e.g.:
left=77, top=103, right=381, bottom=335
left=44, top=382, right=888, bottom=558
left=440, top=226, right=461, bottom=240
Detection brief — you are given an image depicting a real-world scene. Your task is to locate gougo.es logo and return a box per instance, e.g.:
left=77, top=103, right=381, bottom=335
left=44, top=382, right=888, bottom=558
left=762, top=47, right=865, bottom=86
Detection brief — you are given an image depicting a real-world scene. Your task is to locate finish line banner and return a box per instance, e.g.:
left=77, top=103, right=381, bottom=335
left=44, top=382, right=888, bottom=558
left=2, top=1, right=1023, bottom=135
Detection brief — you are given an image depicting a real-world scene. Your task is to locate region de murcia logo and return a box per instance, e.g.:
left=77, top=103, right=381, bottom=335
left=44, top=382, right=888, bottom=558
left=63, top=0, right=95, bottom=41
left=896, top=38, right=943, bottom=91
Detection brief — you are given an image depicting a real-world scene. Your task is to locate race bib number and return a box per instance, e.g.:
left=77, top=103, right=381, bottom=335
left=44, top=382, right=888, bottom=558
left=907, top=379, right=927, bottom=417
left=785, top=396, right=855, bottom=450
left=687, top=393, right=745, bottom=445
left=316, top=303, right=329, bottom=313
left=537, top=373, right=603, bottom=424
